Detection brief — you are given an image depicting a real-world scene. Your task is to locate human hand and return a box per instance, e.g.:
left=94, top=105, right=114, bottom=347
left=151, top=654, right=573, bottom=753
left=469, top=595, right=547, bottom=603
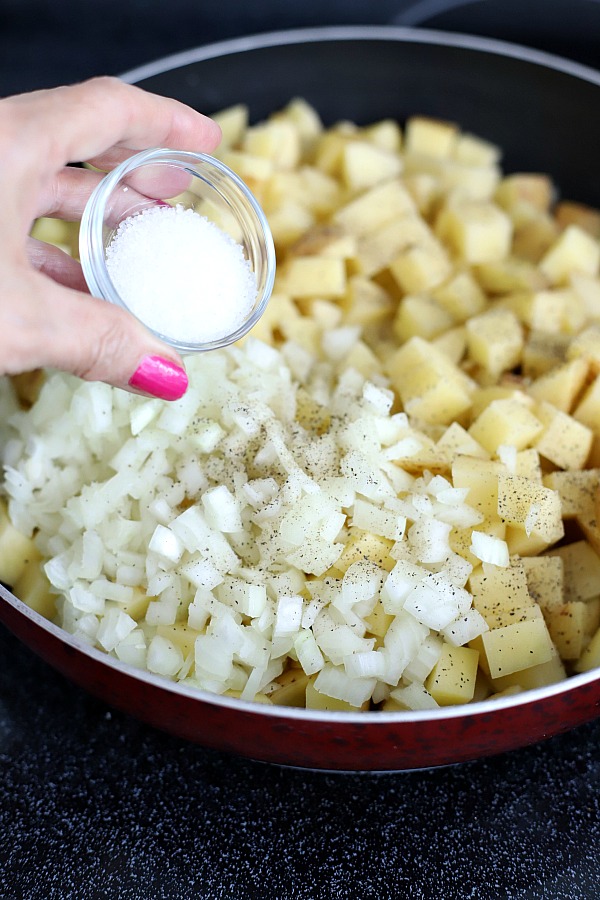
left=0, top=77, right=221, bottom=400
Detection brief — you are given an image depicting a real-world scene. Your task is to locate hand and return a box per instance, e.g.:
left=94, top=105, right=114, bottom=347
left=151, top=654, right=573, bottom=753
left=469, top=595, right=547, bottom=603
left=0, top=77, right=221, bottom=400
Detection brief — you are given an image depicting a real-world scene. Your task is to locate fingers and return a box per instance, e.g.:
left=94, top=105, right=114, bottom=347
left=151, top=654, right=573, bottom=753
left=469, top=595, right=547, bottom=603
left=3, top=78, right=222, bottom=173
left=2, top=267, right=189, bottom=401
left=27, top=238, right=88, bottom=291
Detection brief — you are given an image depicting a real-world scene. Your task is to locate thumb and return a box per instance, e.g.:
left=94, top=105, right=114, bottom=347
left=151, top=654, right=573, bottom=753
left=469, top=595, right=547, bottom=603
left=10, top=271, right=189, bottom=401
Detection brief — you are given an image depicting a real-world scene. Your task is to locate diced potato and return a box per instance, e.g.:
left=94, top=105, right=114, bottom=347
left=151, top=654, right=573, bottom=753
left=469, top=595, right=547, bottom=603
left=12, top=551, right=56, bottom=619
left=452, top=455, right=505, bottom=520
left=490, top=646, right=565, bottom=691
left=341, top=140, right=402, bottom=192
left=474, top=258, right=547, bottom=295
left=436, top=423, right=489, bottom=464
left=157, top=622, right=201, bottom=656
left=242, top=120, right=301, bottom=169
left=425, top=643, right=479, bottom=705
left=305, top=674, right=369, bottom=711
left=465, top=308, right=523, bottom=379
left=364, top=599, right=394, bottom=642
left=436, top=200, right=512, bottom=264
left=295, top=388, right=331, bottom=435
left=543, top=469, right=599, bottom=519
left=454, top=132, right=501, bottom=167
left=555, top=201, right=600, bottom=239
left=573, top=375, right=600, bottom=435
left=546, top=540, right=600, bottom=602
left=290, top=224, right=355, bottom=259
left=393, top=295, right=455, bottom=343
left=268, top=201, right=315, bottom=249
left=361, top=119, right=402, bottom=152
left=540, top=224, right=600, bottom=285
left=513, top=215, right=560, bottom=264
left=469, top=385, right=532, bottom=421
left=333, top=179, right=416, bottom=237
left=527, top=358, right=589, bottom=413
left=352, top=216, right=431, bottom=277
left=275, top=97, right=323, bottom=151
left=280, top=256, right=346, bottom=299
left=342, top=276, right=394, bottom=326
left=481, top=617, right=555, bottom=678
left=432, top=270, right=487, bottom=323
left=522, top=330, right=571, bottom=378
left=469, top=558, right=533, bottom=627
left=573, top=625, right=600, bottom=673
left=534, top=403, right=593, bottom=470
left=432, top=326, right=468, bottom=365
left=270, top=667, right=310, bottom=707
left=330, top=530, right=395, bottom=575
left=521, top=555, right=564, bottom=612
left=212, top=103, right=248, bottom=150
left=469, top=398, right=543, bottom=454
left=405, top=116, right=458, bottom=158
left=567, top=325, right=600, bottom=371
left=514, top=448, right=543, bottom=482
left=570, top=272, right=600, bottom=321
left=389, top=239, right=452, bottom=294
left=0, top=503, right=37, bottom=586
left=110, top=587, right=152, bottom=622
left=495, top=173, right=554, bottom=225
left=543, top=601, right=588, bottom=660
left=387, top=337, right=475, bottom=425
left=497, top=472, right=564, bottom=545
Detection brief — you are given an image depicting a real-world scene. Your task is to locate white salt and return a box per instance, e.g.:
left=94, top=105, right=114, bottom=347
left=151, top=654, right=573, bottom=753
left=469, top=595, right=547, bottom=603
left=105, top=205, right=257, bottom=344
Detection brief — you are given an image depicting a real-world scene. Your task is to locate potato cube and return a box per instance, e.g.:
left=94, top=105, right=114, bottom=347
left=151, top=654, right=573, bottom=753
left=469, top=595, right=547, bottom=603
left=342, top=276, right=394, bottom=326
left=573, top=375, right=600, bottom=433
left=436, top=423, right=489, bottom=465
left=542, top=469, right=599, bottom=519
left=547, top=540, right=600, bottom=602
left=0, top=503, right=37, bottom=586
left=452, top=455, right=505, bottom=520
left=454, top=132, right=501, bottom=167
left=543, top=601, right=588, bottom=660
left=424, top=643, right=479, bottom=705
left=490, top=646, right=565, bottom=691
left=280, top=257, right=346, bottom=299
left=276, top=98, right=323, bottom=150
left=465, top=308, right=523, bottom=378
left=474, top=258, right=547, bottom=295
left=533, top=403, right=593, bottom=470
left=432, top=270, right=487, bottom=323
left=469, top=558, right=533, bottom=627
left=305, top=675, right=369, bottom=711
left=469, top=386, right=532, bottom=422
left=268, top=202, right=315, bottom=249
left=495, top=173, right=554, bottom=224
left=12, top=551, right=56, bottom=620
left=433, top=327, right=467, bottom=365
left=341, top=140, right=402, bottom=192
left=573, top=625, right=600, bottom=673
left=436, top=201, right=512, bottom=263
left=361, top=119, right=403, bottom=152
left=515, top=448, right=543, bottom=482
left=290, top=224, right=356, bottom=259
left=555, top=201, right=600, bottom=239
left=513, top=215, right=560, bottom=263
left=393, top=295, right=455, bottom=343
left=270, top=668, right=311, bottom=708
left=330, top=530, right=395, bottom=576
left=386, top=337, right=475, bottom=425
left=469, top=399, right=543, bottom=454
left=481, top=617, right=555, bottom=678
left=243, top=120, right=301, bottom=170
left=405, top=116, right=458, bottom=158
left=389, top=240, right=453, bottom=294
left=333, top=179, right=416, bottom=237
left=497, top=473, right=564, bottom=545
left=364, top=599, right=394, bottom=641
left=522, top=330, right=571, bottom=378
left=540, top=224, right=600, bottom=285
left=352, top=216, right=430, bottom=277
left=570, top=272, right=600, bottom=320
left=211, top=103, right=248, bottom=150
left=521, top=555, right=564, bottom=611
left=264, top=168, right=341, bottom=217
left=527, top=358, right=589, bottom=413
left=567, top=325, right=600, bottom=371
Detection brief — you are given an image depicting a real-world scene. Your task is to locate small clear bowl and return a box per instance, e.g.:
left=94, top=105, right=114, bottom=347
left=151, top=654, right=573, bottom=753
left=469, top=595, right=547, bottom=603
left=79, top=148, right=276, bottom=353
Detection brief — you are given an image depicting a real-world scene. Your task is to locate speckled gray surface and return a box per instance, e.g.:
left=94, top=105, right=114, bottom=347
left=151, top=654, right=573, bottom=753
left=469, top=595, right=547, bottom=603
left=2, top=6, right=600, bottom=898
left=1, top=622, right=599, bottom=900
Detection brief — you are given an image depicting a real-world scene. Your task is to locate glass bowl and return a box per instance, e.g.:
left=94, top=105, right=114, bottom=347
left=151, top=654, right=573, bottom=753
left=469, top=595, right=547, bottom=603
left=79, top=148, right=276, bottom=353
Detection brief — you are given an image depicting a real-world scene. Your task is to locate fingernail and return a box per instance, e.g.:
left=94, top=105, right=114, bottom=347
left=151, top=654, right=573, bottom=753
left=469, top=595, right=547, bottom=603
left=129, top=355, right=188, bottom=401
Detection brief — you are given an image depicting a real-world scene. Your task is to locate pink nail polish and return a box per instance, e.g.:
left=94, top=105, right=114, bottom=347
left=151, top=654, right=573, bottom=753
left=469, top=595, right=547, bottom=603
left=129, top=356, right=188, bottom=401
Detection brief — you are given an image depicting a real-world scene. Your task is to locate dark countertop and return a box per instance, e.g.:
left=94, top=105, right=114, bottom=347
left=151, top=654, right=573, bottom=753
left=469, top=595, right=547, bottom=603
left=1, top=4, right=600, bottom=898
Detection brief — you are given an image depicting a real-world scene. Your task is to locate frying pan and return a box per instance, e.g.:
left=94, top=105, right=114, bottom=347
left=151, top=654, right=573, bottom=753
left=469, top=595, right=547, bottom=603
left=2, top=26, right=600, bottom=771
